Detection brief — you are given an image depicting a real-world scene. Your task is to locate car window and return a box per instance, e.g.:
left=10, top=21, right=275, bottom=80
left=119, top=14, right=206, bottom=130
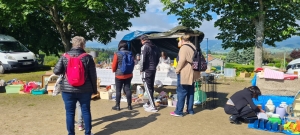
left=0, top=42, right=29, bottom=53
left=294, top=63, right=300, bottom=69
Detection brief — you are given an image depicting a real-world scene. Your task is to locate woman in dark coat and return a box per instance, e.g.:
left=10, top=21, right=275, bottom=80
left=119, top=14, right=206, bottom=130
left=224, top=86, right=264, bottom=124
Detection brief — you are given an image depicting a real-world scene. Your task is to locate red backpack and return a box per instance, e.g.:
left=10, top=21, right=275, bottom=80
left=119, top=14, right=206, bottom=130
left=63, top=53, right=88, bottom=86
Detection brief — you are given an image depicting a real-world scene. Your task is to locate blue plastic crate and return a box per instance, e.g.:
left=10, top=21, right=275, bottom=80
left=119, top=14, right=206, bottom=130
left=31, top=89, right=46, bottom=95
left=252, top=95, right=294, bottom=110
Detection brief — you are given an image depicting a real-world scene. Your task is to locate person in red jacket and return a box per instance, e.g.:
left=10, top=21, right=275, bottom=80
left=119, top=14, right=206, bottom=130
left=111, top=40, right=133, bottom=111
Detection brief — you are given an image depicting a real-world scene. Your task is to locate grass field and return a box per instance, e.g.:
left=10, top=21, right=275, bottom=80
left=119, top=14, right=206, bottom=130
left=0, top=66, right=52, bottom=82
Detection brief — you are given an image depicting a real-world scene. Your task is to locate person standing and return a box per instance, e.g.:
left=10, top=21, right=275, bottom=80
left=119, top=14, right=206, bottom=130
left=170, top=35, right=200, bottom=117
left=53, top=36, right=97, bottom=135
left=134, top=53, right=141, bottom=65
left=111, top=40, right=134, bottom=111
left=139, top=35, right=161, bottom=112
left=159, top=52, right=171, bottom=65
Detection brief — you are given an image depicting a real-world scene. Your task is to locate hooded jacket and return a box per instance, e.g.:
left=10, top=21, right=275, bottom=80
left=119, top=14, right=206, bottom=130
left=139, top=41, right=160, bottom=72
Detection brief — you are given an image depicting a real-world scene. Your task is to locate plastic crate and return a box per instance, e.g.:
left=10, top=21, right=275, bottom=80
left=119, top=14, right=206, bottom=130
left=31, top=89, right=46, bottom=95
left=5, top=85, right=23, bottom=94
left=0, top=86, right=5, bottom=93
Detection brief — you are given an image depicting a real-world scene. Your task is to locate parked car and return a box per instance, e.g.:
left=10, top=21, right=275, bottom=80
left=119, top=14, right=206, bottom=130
left=0, top=34, right=38, bottom=74
left=286, top=58, right=300, bottom=76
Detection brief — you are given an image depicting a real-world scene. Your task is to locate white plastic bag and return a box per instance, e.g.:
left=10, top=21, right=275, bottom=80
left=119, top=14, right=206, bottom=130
left=52, top=75, right=63, bottom=96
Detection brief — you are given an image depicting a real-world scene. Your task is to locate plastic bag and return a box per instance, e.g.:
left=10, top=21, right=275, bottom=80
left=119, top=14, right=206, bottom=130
left=194, top=81, right=207, bottom=105
left=24, top=82, right=39, bottom=93
left=251, top=74, right=257, bottom=86
left=52, top=75, right=63, bottom=96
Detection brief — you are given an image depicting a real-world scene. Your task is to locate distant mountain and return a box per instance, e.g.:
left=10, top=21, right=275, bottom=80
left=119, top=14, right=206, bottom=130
left=86, top=37, right=300, bottom=53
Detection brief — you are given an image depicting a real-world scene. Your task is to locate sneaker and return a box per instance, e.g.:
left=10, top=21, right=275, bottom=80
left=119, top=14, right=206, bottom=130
left=78, top=126, right=84, bottom=131
left=229, top=115, right=241, bottom=125
left=184, top=112, right=194, bottom=115
left=170, top=112, right=183, bottom=117
left=144, top=107, right=158, bottom=113
left=143, top=103, right=149, bottom=109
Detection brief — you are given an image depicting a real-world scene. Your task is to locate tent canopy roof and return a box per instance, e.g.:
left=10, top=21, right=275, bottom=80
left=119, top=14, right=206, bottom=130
left=121, top=26, right=205, bottom=59
left=122, top=26, right=204, bottom=41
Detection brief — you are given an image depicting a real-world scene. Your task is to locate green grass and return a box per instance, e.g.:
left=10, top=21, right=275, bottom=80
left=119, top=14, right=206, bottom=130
left=211, top=54, right=226, bottom=59
left=0, top=66, right=52, bottom=82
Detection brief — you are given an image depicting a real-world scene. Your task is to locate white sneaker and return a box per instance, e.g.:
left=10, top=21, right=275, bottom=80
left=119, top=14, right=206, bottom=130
left=78, top=125, right=84, bottom=131
left=143, top=103, right=149, bottom=109
left=90, top=133, right=94, bottom=135
left=144, top=107, right=158, bottom=113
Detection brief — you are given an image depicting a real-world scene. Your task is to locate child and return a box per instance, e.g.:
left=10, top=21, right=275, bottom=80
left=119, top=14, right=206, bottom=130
left=75, top=101, right=84, bottom=131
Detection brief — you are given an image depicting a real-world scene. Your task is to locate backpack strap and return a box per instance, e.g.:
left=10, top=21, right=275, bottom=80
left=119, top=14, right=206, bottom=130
left=183, top=44, right=196, bottom=52
left=63, top=53, right=88, bottom=59
left=63, top=53, right=71, bottom=59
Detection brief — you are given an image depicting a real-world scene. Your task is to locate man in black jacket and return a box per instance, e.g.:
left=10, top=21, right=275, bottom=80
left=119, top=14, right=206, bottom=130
left=139, top=35, right=160, bottom=112
left=53, top=36, right=96, bottom=135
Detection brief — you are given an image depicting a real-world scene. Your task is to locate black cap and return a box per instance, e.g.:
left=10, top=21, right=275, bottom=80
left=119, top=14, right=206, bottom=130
left=139, top=35, right=149, bottom=41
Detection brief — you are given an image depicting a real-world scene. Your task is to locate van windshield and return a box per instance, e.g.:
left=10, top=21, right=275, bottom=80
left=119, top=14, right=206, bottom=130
left=0, top=42, right=29, bottom=53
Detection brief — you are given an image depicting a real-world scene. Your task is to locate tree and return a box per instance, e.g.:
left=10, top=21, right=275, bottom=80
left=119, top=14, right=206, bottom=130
left=240, top=47, right=254, bottom=65
left=0, top=0, right=149, bottom=53
left=207, top=49, right=212, bottom=54
left=225, top=49, right=240, bottom=63
left=161, top=0, right=300, bottom=68
left=262, top=48, right=274, bottom=64
left=290, top=48, right=300, bottom=59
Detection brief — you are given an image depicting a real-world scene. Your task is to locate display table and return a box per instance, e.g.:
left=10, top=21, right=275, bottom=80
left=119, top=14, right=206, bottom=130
left=96, top=68, right=177, bottom=86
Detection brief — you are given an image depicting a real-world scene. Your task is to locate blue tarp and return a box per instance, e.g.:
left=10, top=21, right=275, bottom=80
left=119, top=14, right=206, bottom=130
left=121, top=31, right=160, bottom=41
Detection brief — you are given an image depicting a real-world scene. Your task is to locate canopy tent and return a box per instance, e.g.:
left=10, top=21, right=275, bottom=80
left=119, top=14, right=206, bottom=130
left=121, top=26, right=205, bottom=59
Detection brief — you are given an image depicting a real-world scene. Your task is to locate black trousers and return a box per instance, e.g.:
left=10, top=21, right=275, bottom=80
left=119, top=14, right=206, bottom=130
left=115, top=77, right=132, bottom=105
left=142, top=70, right=156, bottom=107
left=224, top=104, right=256, bottom=119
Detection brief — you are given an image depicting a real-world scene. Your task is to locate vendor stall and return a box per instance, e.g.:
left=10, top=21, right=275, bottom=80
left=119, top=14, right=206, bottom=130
left=96, top=68, right=177, bottom=86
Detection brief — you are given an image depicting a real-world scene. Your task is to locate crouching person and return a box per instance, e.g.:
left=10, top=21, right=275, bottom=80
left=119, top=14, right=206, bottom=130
left=224, top=86, right=264, bottom=124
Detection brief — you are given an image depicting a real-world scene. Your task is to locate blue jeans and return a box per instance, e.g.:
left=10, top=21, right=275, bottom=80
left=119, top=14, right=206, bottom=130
left=62, top=92, right=92, bottom=135
left=175, top=74, right=195, bottom=115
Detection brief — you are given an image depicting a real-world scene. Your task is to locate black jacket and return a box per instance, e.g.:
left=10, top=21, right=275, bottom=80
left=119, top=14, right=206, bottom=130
left=230, top=88, right=260, bottom=112
left=53, top=48, right=97, bottom=94
left=139, top=41, right=160, bottom=71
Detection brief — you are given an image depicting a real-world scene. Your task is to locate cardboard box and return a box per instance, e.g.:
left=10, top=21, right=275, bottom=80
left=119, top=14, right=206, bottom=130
left=240, top=72, right=251, bottom=78
left=99, top=91, right=112, bottom=100
left=47, top=82, right=56, bottom=91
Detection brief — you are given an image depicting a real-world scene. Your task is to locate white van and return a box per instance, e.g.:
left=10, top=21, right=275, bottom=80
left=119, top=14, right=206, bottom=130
left=0, top=34, right=38, bottom=74
left=286, top=58, right=300, bottom=76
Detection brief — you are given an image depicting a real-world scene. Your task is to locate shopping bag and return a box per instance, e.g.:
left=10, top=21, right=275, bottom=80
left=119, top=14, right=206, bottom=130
left=52, top=75, right=63, bottom=96
left=194, top=81, right=207, bottom=105
left=251, top=74, right=257, bottom=86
